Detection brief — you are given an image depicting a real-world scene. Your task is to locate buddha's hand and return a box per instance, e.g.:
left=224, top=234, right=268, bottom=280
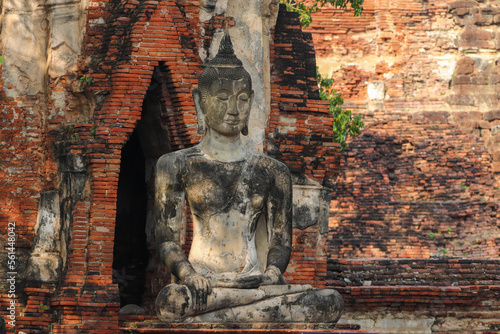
left=224, top=266, right=284, bottom=289
left=262, top=265, right=284, bottom=285
left=183, top=273, right=212, bottom=311
left=231, top=274, right=266, bottom=288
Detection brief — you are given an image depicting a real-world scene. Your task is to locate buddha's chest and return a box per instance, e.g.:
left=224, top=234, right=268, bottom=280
left=183, top=160, right=271, bottom=215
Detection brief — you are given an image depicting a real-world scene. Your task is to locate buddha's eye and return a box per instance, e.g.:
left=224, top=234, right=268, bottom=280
left=239, top=93, right=249, bottom=101
left=216, top=92, right=229, bottom=101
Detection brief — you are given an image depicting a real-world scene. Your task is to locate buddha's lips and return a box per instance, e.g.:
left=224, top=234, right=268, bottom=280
left=225, top=119, right=240, bottom=125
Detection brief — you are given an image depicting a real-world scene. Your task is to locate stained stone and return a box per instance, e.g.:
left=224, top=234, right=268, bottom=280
left=154, top=31, right=343, bottom=323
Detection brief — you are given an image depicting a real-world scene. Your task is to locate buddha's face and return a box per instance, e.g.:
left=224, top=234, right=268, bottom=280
left=201, top=76, right=253, bottom=137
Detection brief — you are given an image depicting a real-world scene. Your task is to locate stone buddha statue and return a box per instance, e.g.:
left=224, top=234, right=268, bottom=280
left=154, top=31, right=343, bottom=323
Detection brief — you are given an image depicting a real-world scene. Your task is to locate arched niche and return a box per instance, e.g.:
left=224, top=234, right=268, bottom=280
left=112, top=65, right=174, bottom=312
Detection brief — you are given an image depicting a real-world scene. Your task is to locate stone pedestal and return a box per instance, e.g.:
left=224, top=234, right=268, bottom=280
left=119, top=320, right=378, bottom=334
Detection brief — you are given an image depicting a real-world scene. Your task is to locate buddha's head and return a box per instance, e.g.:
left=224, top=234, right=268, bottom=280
left=193, top=31, right=254, bottom=137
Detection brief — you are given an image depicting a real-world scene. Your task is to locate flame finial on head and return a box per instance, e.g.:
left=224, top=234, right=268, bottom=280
left=208, top=30, right=243, bottom=68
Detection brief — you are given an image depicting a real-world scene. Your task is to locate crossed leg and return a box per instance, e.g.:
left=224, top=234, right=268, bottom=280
left=156, top=284, right=343, bottom=323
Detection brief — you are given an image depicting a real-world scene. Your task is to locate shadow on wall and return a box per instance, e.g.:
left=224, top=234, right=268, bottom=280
left=112, top=65, right=174, bottom=310
left=329, top=115, right=500, bottom=259
left=113, top=130, right=149, bottom=307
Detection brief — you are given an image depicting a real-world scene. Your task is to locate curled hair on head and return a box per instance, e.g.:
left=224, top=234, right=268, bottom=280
left=198, top=67, right=252, bottom=101
left=198, top=66, right=219, bottom=101
left=197, top=30, right=252, bottom=101
left=209, top=30, right=243, bottom=68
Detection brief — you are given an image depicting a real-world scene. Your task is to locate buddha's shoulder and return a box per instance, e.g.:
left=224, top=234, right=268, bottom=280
left=252, top=152, right=290, bottom=175
left=157, top=147, right=201, bottom=169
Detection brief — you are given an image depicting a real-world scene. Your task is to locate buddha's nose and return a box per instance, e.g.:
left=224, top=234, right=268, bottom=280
left=227, top=96, right=238, bottom=115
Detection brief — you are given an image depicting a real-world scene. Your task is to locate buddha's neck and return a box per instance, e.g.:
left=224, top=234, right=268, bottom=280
left=199, top=129, right=247, bottom=162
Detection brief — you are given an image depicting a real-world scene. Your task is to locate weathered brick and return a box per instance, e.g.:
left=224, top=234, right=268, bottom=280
left=484, top=110, right=500, bottom=121
left=456, top=57, right=476, bottom=75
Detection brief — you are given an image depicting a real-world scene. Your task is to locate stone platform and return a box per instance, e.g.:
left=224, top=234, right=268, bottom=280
left=121, top=330, right=375, bottom=334
left=119, top=317, right=377, bottom=334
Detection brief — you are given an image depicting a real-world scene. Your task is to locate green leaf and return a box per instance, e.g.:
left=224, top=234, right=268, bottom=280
left=316, top=67, right=364, bottom=152
left=280, top=2, right=365, bottom=151
left=281, top=0, right=364, bottom=28
left=0, top=55, right=4, bottom=64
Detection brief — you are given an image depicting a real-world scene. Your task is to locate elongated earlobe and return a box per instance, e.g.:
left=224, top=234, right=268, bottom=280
left=198, top=121, right=206, bottom=135
left=241, top=124, right=248, bottom=136
left=241, top=91, right=253, bottom=136
left=193, top=88, right=206, bottom=135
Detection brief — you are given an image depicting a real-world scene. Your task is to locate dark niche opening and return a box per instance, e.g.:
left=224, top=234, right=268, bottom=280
left=112, top=65, right=173, bottom=312
left=113, top=130, right=149, bottom=307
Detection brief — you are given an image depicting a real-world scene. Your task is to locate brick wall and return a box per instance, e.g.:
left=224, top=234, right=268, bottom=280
left=1, top=2, right=340, bottom=333
left=303, top=0, right=500, bottom=260
left=0, top=22, right=59, bottom=334
left=267, top=5, right=343, bottom=289
left=306, top=2, right=500, bottom=332
left=307, top=0, right=500, bottom=173
left=328, top=258, right=500, bottom=287
left=329, top=258, right=500, bottom=333
left=329, top=113, right=500, bottom=260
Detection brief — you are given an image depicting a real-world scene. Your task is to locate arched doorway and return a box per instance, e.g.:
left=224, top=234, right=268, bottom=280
left=112, top=66, right=173, bottom=311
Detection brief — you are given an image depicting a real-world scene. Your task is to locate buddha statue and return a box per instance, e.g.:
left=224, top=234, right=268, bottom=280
left=154, top=31, right=343, bottom=323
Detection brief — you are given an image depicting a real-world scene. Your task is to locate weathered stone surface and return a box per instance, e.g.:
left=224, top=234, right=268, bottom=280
left=2, top=9, right=46, bottom=96
left=156, top=284, right=342, bottom=323
left=0, top=1, right=339, bottom=332
left=129, top=321, right=364, bottom=331
left=156, top=284, right=322, bottom=321
left=460, top=25, right=495, bottom=43
left=453, top=111, right=484, bottom=122
left=307, top=0, right=500, bottom=162
left=484, top=109, right=500, bottom=121
left=328, top=258, right=500, bottom=287
left=367, top=81, right=385, bottom=101
left=154, top=32, right=342, bottom=323
left=473, top=13, right=494, bottom=26
left=410, top=111, right=450, bottom=124
left=200, top=0, right=279, bottom=152
left=446, top=94, right=477, bottom=106
left=292, top=184, right=331, bottom=232
left=448, top=0, right=479, bottom=11
left=25, top=191, right=62, bottom=283
left=1, top=0, right=85, bottom=100
left=329, top=116, right=499, bottom=259
left=334, top=282, right=500, bottom=333
left=452, top=7, right=472, bottom=16
left=183, top=288, right=343, bottom=323
left=25, top=254, right=62, bottom=283
left=455, top=57, right=476, bottom=75
left=491, top=124, right=500, bottom=135
left=120, top=304, right=146, bottom=316
left=340, top=311, right=435, bottom=334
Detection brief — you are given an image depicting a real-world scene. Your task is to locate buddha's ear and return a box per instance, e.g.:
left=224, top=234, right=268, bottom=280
left=241, top=124, right=248, bottom=136
left=193, top=88, right=206, bottom=135
left=241, top=90, right=254, bottom=136
left=249, top=90, right=255, bottom=108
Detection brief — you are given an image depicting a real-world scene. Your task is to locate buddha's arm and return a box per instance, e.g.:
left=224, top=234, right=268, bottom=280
left=266, top=163, right=293, bottom=280
left=155, top=154, right=191, bottom=277
left=155, top=154, right=211, bottom=310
